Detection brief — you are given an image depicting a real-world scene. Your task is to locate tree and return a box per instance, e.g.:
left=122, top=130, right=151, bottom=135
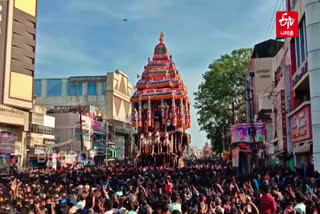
left=194, top=48, right=252, bottom=153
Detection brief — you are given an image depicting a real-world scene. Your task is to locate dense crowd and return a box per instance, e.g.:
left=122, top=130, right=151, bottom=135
left=0, top=161, right=319, bottom=214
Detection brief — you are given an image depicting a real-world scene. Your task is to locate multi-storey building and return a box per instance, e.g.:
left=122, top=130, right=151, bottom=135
left=0, top=0, right=38, bottom=168
left=268, top=0, right=320, bottom=172
left=35, top=70, right=134, bottom=159
left=246, top=39, right=284, bottom=163
left=270, top=39, right=292, bottom=166
left=286, top=0, right=313, bottom=170
left=28, top=105, right=55, bottom=168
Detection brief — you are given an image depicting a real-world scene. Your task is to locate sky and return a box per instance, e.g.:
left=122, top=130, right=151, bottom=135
left=35, top=0, right=284, bottom=148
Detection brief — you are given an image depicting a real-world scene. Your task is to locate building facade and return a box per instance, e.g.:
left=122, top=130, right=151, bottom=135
left=0, top=0, right=38, bottom=168
left=28, top=105, right=55, bottom=168
left=270, top=39, right=293, bottom=166
left=304, top=0, right=320, bottom=172
left=284, top=0, right=313, bottom=170
left=247, top=40, right=284, bottom=163
left=35, top=70, right=133, bottom=159
left=265, top=0, right=320, bottom=172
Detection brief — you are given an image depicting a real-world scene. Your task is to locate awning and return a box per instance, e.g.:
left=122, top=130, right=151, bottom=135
left=294, top=141, right=312, bottom=153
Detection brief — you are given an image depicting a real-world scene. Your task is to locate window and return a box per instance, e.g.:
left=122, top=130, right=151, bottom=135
left=88, top=83, right=97, bottom=95
left=47, top=79, right=62, bottom=97
left=295, top=17, right=307, bottom=69
left=101, top=82, right=106, bottom=95
left=34, top=79, right=42, bottom=97
left=290, top=0, right=298, bottom=10
left=67, top=79, right=71, bottom=96
left=69, top=83, right=82, bottom=96
left=31, top=124, right=54, bottom=135
left=259, top=75, right=271, bottom=78
left=67, top=79, right=83, bottom=96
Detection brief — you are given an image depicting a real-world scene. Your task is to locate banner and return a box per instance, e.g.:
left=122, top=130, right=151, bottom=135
left=232, top=147, right=239, bottom=167
left=231, top=123, right=266, bottom=143
left=92, top=120, right=103, bottom=132
left=0, top=131, right=17, bottom=154
left=52, top=153, right=57, bottom=170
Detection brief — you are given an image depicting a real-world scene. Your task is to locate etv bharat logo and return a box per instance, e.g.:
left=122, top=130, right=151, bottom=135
left=276, top=11, right=299, bottom=38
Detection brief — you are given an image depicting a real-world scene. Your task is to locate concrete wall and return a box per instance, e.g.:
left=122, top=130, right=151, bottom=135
left=106, top=71, right=132, bottom=124
left=254, top=58, right=274, bottom=112
left=50, top=113, right=79, bottom=151
left=35, top=71, right=132, bottom=126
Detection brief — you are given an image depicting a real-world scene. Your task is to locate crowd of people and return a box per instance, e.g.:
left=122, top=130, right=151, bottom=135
left=0, top=160, right=319, bottom=214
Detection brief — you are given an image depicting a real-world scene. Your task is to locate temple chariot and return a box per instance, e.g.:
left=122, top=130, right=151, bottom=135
left=131, top=33, right=191, bottom=167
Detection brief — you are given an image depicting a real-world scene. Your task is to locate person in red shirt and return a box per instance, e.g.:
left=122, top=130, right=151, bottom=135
left=165, top=179, right=174, bottom=194
left=260, top=184, right=277, bottom=214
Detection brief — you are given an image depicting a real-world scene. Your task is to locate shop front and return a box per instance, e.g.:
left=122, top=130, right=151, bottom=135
left=0, top=105, right=29, bottom=167
left=28, top=133, right=45, bottom=168
left=231, top=123, right=266, bottom=175
left=114, top=124, right=133, bottom=159
left=91, top=120, right=106, bottom=164
left=289, top=102, right=313, bottom=173
left=74, top=115, right=91, bottom=152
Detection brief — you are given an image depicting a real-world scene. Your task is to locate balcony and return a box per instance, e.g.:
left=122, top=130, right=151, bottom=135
left=292, top=61, right=308, bottom=91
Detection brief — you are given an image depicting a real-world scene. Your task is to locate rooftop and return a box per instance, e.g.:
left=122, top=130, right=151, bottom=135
left=251, top=39, right=284, bottom=58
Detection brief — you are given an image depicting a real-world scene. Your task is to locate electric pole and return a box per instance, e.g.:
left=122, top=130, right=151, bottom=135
left=79, top=107, right=84, bottom=152
left=76, top=83, right=84, bottom=152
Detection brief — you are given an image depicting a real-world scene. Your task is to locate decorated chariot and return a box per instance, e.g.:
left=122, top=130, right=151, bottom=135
left=131, top=33, right=191, bottom=167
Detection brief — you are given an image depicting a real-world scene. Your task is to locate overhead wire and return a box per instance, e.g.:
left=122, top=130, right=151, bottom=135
left=264, top=0, right=279, bottom=39
left=268, top=0, right=284, bottom=39
left=269, top=0, right=288, bottom=38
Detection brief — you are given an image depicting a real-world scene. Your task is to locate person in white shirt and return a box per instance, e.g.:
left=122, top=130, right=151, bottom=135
left=214, top=197, right=225, bottom=214
left=169, top=193, right=182, bottom=213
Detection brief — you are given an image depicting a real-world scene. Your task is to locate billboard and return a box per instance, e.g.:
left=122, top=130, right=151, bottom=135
left=0, top=131, right=17, bottom=154
left=231, top=123, right=266, bottom=143
left=290, top=104, right=312, bottom=143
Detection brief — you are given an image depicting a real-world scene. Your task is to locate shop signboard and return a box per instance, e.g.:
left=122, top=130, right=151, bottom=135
left=293, top=62, right=308, bottom=87
left=115, top=126, right=132, bottom=135
left=32, top=113, right=44, bottom=125
left=232, top=147, right=239, bottom=167
left=34, top=148, right=45, bottom=155
left=44, top=139, right=55, bottom=146
left=231, top=123, right=266, bottom=143
left=81, top=115, right=91, bottom=131
left=290, top=103, right=312, bottom=143
left=107, top=147, right=116, bottom=159
left=44, top=115, right=55, bottom=128
left=281, top=91, right=287, bottom=150
left=70, top=76, right=106, bottom=83
left=92, top=120, right=103, bottom=132
left=0, top=131, right=17, bottom=154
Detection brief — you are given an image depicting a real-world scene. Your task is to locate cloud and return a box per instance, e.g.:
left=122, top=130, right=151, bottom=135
left=65, top=0, right=173, bottom=21
left=35, top=33, right=108, bottom=77
left=37, top=36, right=97, bottom=65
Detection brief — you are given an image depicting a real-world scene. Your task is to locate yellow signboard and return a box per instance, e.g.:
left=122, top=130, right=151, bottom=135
left=15, top=0, right=37, bottom=17
left=10, top=72, right=33, bottom=101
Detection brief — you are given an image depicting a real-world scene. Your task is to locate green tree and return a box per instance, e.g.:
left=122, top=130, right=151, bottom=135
left=194, top=48, right=252, bottom=153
